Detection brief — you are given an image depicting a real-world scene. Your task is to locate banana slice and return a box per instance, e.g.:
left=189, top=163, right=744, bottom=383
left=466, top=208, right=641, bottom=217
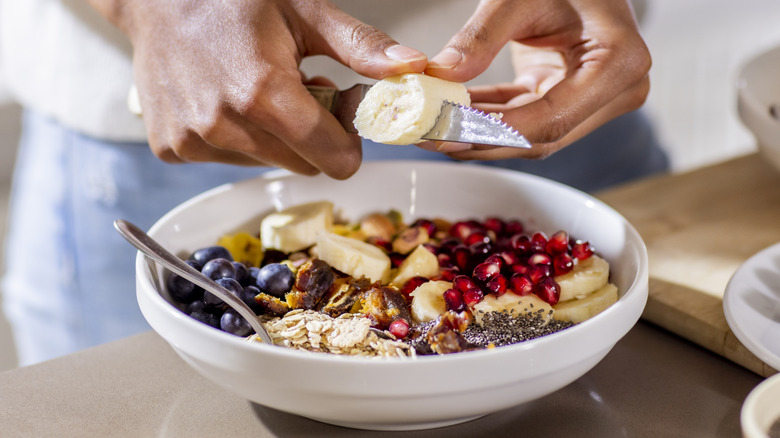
left=555, top=255, right=610, bottom=302
left=409, top=280, right=452, bottom=323
left=354, top=73, right=470, bottom=145
left=472, top=293, right=553, bottom=324
left=390, top=244, right=439, bottom=287
left=260, top=201, right=333, bottom=253
left=315, top=232, right=391, bottom=284
left=552, top=283, right=618, bottom=323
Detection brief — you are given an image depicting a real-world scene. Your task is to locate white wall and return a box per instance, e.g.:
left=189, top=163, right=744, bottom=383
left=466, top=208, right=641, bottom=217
left=641, top=0, right=780, bottom=171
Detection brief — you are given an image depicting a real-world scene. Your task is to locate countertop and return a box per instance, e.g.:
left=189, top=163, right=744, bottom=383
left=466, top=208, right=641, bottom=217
left=1, top=154, right=777, bottom=437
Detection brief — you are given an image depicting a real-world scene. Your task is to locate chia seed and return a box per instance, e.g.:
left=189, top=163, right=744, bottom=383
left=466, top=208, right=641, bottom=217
left=464, top=310, right=575, bottom=348
left=407, top=310, right=576, bottom=354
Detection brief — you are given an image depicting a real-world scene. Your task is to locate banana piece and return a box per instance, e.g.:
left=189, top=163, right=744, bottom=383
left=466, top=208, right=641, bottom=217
left=314, top=232, right=391, bottom=284
left=390, top=244, right=439, bottom=287
left=555, top=255, right=610, bottom=302
left=409, top=280, right=452, bottom=323
left=552, top=283, right=618, bottom=324
left=353, top=73, right=470, bottom=145
left=260, top=201, right=333, bottom=253
left=472, top=293, right=553, bottom=324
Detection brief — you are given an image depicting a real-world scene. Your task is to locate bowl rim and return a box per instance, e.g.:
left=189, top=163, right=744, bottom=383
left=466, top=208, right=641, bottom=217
left=137, top=160, right=649, bottom=365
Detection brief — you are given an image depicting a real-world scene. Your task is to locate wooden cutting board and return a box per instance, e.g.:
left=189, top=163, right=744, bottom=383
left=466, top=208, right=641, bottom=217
left=595, top=153, right=780, bottom=377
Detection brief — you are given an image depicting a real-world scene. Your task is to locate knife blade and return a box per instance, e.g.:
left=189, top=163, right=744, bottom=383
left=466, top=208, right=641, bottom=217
left=307, top=84, right=531, bottom=149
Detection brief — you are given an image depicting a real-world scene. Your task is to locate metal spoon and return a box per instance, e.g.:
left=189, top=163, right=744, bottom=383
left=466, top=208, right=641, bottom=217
left=113, top=219, right=273, bottom=344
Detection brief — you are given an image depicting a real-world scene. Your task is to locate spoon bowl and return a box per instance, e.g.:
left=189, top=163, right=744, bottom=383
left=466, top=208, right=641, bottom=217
left=113, top=219, right=272, bottom=344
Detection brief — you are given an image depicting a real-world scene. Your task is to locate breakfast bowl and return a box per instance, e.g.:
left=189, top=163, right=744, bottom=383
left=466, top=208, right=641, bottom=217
left=135, top=160, right=649, bottom=430
left=737, top=45, right=780, bottom=172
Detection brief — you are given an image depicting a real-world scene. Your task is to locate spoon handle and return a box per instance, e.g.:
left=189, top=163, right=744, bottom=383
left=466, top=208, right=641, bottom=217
left=113, top=219, right=273, bottom=344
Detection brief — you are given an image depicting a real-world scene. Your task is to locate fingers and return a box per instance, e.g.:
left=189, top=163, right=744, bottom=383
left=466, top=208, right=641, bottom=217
left=304, top=3, right=427, bottom=79
left=425, top=0, right=552, bottom=82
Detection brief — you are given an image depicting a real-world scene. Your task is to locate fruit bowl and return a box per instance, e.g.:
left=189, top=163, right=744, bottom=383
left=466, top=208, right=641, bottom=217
left=737, top=45, right=780, bottom=172
left=135, top=160, right=649, bottom=430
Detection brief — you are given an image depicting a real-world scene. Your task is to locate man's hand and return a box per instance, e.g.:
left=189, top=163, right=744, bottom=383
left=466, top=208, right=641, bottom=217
left=422, top=0, right=651, bottom=160
left=88, top=0, right=427, bottom=179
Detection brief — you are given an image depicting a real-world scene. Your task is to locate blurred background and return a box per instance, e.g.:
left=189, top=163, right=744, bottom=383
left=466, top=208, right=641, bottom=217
left=1, top=0, right=779, bottom=372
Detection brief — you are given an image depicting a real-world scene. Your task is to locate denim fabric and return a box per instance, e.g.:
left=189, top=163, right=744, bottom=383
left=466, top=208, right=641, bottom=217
left=1, top=109, right=668, bottom=365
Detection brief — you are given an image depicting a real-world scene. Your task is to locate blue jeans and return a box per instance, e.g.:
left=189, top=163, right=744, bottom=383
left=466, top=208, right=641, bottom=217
left=1, top=109, right=667, bottom=366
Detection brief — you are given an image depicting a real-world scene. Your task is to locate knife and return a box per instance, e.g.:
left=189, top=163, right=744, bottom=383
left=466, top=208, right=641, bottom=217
left=307, top=84, right=532, bottom=149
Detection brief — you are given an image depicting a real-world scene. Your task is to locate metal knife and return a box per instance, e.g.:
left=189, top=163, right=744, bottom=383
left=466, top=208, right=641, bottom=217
left=307, top=84, right=532, bottom=149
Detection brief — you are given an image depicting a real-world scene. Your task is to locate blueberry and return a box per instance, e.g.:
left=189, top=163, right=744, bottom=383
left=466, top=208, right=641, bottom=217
left=201, top=258, right=236, bottom=281
left=247, top=266, right=261, bottom=286
left=167, top=260, right=204, bottom=303
left=255, top=263, right=295, bottom=298
left=220, top=309, right=254, bottom=336
left=203, top=277, right=243, bottom=309
left=190, top=246, right=233, bottom=265
left=232, top=261, right=249, bottom=285
left=241, top=285, right=263, bottom=314
left=187, top=301, right=221, bottom=328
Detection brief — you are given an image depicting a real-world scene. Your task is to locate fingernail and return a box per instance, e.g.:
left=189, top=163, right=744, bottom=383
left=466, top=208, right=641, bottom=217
left=385, top=45, right=427, bottom=63
left=428, top=48, right=462, bottom=70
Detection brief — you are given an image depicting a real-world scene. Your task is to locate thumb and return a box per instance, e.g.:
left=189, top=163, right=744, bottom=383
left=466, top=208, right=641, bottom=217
left=309, top=8, right=427, bottom=79
left=425, top=1, right=518, bottom=82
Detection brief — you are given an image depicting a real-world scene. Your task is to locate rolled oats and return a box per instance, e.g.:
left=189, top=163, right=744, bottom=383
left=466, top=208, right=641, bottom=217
left=251, top=310, right=414, bottom=358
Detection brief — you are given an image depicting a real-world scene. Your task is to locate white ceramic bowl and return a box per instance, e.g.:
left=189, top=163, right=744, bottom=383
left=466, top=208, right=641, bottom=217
left=135, top=161, right=649, bottom=430
left=742, top=372, right=780, bottom=438
left=737, top=45, right=780, bottom=171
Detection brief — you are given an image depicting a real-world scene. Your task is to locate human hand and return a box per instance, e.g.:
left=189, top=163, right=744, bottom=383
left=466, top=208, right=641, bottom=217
left=88, top=0, right=427, bottom=179
left=421, top=0, right=651, bottom=160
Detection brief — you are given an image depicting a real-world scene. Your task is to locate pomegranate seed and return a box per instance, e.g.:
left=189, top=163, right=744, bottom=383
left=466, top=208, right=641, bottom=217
left=437, top=252, right=454, bottom=268
left=465, top=231, right=490, bottom=247
left=505, top=220, right=524, bottom=236
left=530, top=232, right=548, bottom=253
left=528, top=264, right=552, bottom=284
left=462, top=287, right=485, bottom=307
left=366, top=236, right=392, bottom=252
left=452, top=245, right=471, bottom=271
left=436, top=267, right=459, bottom=282
left=534, top=277, right=561, bottom=305
left=484, top=254, right=505, bottom=270
left=510, top=273, right=534, bottom=296
left=472, top=261, right=501, bottom=282
left=571, top=240, right=594, bottom=260
left=469, top=241, right=493, bottom=262
left=389, top=252, right=405, bottom=268
left=442, top=288, right=466, bottom=312
left=553, top=253, right=574, bottom=275
left=411, top=219, right=436, bottom=237
left=483, top=217, right=506, bottom=236
left=437, top=238, right=460, bottom=254
left=546, top=230, right=569, bottom=255
left=452, top=275, right=477, bottom=293
left=498, top=250, right=522, bottom=267
left=510, top=234, right=532, bottom=253
left=400, top=276, right=429, bottom=299
left=527, top=252, right=552, bottom=266
left=486, top=274, right=509, bottom=296
left=388, top=319, right=410, bottom=339
left=510, top=262, right=530, bottom=275
left=449, top=221, right=475, bottom=240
